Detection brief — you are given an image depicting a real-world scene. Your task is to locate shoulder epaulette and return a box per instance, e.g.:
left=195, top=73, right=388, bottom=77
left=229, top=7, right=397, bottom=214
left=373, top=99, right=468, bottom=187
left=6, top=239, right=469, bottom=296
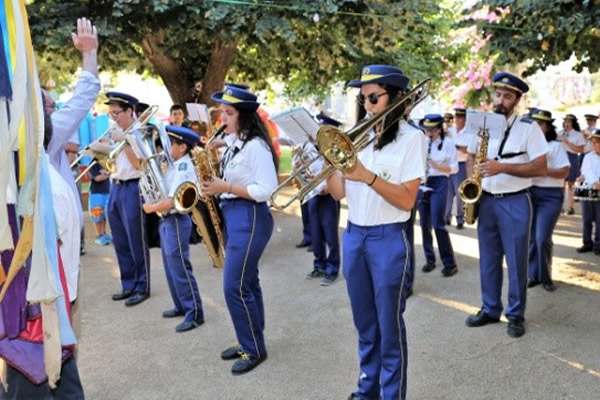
left=519, top=115, right=533, bottom=124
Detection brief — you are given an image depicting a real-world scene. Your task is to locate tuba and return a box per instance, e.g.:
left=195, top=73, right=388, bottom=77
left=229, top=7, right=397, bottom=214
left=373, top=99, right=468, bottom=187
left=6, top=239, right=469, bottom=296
left=458, top=117, right=490, bottom=225
left=270, top=78, right=432, bottom=210
left=189, top=144, right=226, bottom=269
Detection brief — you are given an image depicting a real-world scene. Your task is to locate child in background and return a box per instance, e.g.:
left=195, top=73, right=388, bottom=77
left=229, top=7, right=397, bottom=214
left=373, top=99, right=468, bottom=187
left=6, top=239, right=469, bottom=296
left=88, top=162, right=112, bottom=245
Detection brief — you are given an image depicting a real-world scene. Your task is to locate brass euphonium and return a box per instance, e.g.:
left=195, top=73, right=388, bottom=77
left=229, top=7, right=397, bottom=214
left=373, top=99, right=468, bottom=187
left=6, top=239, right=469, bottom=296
left=270, top=78, right=432, bottom=210
left=458, top=117, right=490, bottom=225
left=188, top=125, right=227, bottom=269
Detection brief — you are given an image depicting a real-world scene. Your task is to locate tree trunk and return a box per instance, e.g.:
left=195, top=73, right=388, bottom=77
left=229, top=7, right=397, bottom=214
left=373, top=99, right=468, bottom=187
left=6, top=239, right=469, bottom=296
left=140, top=31, right=191, bottom=105
left=199, top=38, right=238, bottom=105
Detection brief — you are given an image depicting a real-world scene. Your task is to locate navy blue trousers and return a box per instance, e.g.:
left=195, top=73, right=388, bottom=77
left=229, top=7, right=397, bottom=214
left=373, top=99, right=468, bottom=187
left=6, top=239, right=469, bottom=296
left=307, top=194, right=340, bottom=276
left=528, top=187, right=563, bottom=284
left=300, top=202, right=312, bottom=244
left=222, top=199, right=273, bottom=359
left=477, top=192, right=532, bottom=319
left=582, top=200, right=600, bottom=248
left=445, top=162, right=466, bottom=225
left=417, top=176, right=456, bottom=268
left=107, top=180, right=150, bottom=294
left=344, top=221, right=409, bottom=400
left=159, top=214, right=204, bottom=323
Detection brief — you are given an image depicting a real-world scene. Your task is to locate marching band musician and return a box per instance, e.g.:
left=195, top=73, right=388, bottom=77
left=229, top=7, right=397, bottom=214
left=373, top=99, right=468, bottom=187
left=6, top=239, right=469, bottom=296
left=464, top=72, right=548, bottom=338
left=527, top=109, right=570, bottom=291
left=304, top=113, right=341, bottom=286
left=581, top=114, right=598, bottom=168
left=417, top=114, right=459, bottom=277
left=104, top=91, right=151, bottom=307
left=326, top=65, right=426, bottom=400
left=576, top=129, right=600, bottom=255
left=201, top=85, right=278, bottom=374
left=142, top=125, right=205, bottom=332
left=560, top=114, right=586, bottom=215
left=445, top=108, right=469, bottom=229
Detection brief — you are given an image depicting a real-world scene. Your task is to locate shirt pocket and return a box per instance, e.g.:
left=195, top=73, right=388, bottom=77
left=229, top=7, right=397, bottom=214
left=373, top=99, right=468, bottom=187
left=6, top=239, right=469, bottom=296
left=373, top=155, right=399, bottom=183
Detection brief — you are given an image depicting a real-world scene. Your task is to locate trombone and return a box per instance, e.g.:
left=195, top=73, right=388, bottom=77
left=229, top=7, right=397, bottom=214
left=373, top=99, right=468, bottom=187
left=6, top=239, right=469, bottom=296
left=73, top=105, right=159, bottom=182
left=270, top=78, right=431, bottom=210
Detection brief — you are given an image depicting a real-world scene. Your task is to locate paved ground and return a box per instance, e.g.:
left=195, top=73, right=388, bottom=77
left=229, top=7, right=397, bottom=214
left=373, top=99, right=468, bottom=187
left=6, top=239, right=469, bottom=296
left=76, top=197, right=600, bottom=400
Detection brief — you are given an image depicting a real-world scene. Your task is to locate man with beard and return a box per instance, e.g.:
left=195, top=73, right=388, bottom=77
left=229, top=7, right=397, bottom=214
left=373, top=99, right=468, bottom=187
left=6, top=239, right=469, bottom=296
left=464, top=72, right=548, bottom=338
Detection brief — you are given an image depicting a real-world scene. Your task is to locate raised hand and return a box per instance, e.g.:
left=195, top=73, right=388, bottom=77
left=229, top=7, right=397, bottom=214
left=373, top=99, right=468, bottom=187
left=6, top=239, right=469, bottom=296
left=71, top=18, right=98, bottom=54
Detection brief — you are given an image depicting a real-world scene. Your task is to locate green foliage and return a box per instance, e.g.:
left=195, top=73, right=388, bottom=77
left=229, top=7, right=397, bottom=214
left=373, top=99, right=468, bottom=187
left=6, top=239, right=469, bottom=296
left=28, top=0, right=461, bottom=101
left=467, top=0, right=600, bottom=76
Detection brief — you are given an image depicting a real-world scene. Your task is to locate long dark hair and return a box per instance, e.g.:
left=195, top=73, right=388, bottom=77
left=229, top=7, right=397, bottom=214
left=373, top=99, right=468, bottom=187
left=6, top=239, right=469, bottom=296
left=564, top=118, right=581, bottom=132
left=356, top=84, right=407, bottom=151
left=237, top=109, right=279, bottom=172
left=543, top=121, right=558, bottom=142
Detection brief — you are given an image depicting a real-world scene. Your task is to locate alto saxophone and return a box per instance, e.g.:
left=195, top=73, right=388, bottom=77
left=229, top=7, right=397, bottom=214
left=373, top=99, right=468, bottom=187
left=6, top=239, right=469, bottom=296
left=458, top=117, right=490, bottom=225
left=189, top=146, right=226, bottom=268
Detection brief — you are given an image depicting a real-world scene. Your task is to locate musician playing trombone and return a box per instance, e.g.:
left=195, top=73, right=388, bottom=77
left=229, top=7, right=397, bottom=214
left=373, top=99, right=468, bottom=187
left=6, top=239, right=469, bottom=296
left=576, top=129, right=600, bottom=255
left=104, top=91, right=151, bottom=307
left=326, top=65, right=427, bottom=400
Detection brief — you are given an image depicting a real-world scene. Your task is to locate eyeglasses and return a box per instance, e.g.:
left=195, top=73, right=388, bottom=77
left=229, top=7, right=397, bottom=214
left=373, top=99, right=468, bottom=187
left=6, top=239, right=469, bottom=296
left=357, top=91, right=388, bottom=106
left=109, top=109, right=125, bottom=119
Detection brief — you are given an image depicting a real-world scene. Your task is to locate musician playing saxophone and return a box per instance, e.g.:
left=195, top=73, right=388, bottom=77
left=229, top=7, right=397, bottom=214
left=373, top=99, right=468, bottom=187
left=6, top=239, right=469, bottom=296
left=142, top=125, right=205, bottom=332
left=464, top=72, right=548, bottom=339
left=576, top=129, right=600, bottom=255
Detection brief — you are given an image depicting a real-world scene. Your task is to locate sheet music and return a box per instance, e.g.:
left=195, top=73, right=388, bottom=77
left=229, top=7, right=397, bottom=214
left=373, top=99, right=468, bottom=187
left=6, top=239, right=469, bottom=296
left=465, top=110, right=506, bottom=141
left=186, top=103, right=210, bottom=123
left=271, top=107, right=319, bottom=145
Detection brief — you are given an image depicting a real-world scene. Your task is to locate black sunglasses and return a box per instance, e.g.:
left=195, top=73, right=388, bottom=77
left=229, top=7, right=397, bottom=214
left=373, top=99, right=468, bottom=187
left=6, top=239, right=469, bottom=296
left=357, top=91, right=388, bottom=106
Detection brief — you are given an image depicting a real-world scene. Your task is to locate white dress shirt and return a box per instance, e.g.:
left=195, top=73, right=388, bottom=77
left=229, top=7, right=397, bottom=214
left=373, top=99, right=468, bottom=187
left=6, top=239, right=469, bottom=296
left=220, top=133, right=278, bottom=202
left=110, top=128, right=142, bottom=181
left=467, top=114, right=548, bottom=194
left=580, top=152, right=600, bottom=185
left=427, top=136, right=458, bottom=177
left=560, top=129, right=586, bottom=154
left=453, top=128, right=471, bottom=162
left=165, top=154, right=199, bottom=197
left=47, top=70, right=101, bottom=229
left=49, top=164, right=80, bottom=302
left=533, top=141, right=570, bottom=188
left=345, top=120, right=426, bottom=226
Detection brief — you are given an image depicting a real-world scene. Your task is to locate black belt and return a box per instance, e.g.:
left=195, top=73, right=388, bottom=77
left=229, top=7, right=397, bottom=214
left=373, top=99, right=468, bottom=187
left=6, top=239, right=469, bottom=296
left=112, top=178, right=140, bottom=185
left=482, top=188, right=529, bottom=198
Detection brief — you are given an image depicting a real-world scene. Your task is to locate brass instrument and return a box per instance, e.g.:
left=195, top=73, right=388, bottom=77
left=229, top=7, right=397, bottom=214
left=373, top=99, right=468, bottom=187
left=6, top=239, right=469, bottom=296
left=205, top=124, right=227, bottom=177
left=458, top=117, right=490, bottom=224
left=189, top=146, right=226, bottom=268
left=137, top=123, right=199, bottom=217
left=270, top=78, right=432, bottom=210
left=104, top=105, right=159, bottom=172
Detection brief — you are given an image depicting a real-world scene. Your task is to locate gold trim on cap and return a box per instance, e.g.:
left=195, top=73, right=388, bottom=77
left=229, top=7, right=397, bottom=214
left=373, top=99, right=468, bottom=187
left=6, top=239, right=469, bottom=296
left=493, top=82, right=523, bottom=94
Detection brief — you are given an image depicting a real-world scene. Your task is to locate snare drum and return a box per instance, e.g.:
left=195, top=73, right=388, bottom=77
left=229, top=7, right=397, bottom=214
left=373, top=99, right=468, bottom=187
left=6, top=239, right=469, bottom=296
left=574, top=185, right=600, bottom=201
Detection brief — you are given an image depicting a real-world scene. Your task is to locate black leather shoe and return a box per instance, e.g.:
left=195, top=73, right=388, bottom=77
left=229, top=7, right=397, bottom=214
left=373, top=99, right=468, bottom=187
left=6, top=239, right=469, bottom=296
left=231, top=353, right=267, bottom=375
left=162, top=309, right=184, bottom=318
left=111, top=290, right=133, bottom=301
left=175, top=319, right=204, bottom=332
left=306, top=245, right=313, bottom=253
left=527, top=279, right=540, bottom=288
left=347, top=395, right=362, bottom=400
left=594, top=248, right=600, bottom=256
left=542, top=282, right=556, bottom=292
left=576, top=245, right=593, bottom=253
left=221, top=344, right=243, bottom=360
left=456, top=223, right=464, bottom=230
left=125, top=292, right=149, bottom=307
left=465, top=309, right=500, bottom=327
left=507, top=317, right=525, bottom=338
left=295, top=240, right=311, bottom=248
left=405, top=288, right=413, bottom=299
left=421, top=263, right=436, bottom=273
left=441, top=265, right=458, bottom=277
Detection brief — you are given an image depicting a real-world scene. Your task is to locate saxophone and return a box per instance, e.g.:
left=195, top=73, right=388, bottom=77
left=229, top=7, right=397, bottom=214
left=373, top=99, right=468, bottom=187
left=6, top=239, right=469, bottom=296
left=189, top=145, right=226, bottom=268
left=458, top=117, right=490, bottom=225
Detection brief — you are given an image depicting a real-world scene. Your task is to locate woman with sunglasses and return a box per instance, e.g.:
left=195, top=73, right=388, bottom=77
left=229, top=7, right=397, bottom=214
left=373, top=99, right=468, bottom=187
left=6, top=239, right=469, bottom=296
left=201, top=85, right=278, bottom=375
left=417, top=114, right=459, bottom=277
left=327, top=65, right=427, bottom=400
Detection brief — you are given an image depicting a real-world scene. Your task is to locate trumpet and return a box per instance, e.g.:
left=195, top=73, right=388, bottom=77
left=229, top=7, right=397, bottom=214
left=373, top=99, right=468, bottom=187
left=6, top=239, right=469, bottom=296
left=270, top=78, right=432, bottom=210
